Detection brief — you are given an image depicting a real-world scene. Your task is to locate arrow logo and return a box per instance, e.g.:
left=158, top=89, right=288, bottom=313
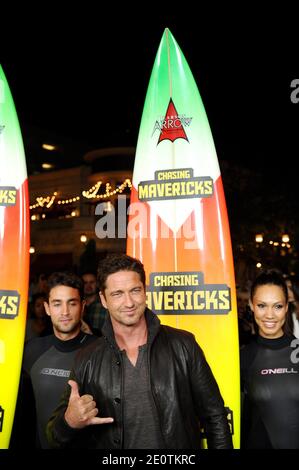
left=152, top=98, right=192, bottom=145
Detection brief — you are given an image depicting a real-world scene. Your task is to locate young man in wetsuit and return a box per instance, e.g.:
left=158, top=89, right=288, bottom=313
left=16, top=272, right=98, bottom=448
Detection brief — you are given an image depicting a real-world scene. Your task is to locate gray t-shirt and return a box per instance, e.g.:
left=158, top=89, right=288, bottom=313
left=122, top=345, right=165, bottom=449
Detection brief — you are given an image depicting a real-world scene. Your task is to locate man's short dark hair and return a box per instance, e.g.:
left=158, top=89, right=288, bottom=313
left=97, top=254, right=146, bottom=293
left=47, top=272, right=84, bottom=301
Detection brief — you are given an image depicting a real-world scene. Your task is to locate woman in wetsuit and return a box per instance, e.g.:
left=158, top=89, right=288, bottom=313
left=240, top=269, right=299, bottom=449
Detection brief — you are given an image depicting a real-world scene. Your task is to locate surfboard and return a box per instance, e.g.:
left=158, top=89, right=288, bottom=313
left=0, top=65, right=30, bottom=448
left=127, top=29, right=240, bottom=448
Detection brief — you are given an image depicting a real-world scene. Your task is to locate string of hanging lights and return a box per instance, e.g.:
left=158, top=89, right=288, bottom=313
left=29, top=178, right=132, bottom=210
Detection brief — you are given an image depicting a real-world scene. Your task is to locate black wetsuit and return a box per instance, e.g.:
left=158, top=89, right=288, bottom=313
left=22, top=331, right=98, bottom=448
left=240, top=334, right=299, bottom=449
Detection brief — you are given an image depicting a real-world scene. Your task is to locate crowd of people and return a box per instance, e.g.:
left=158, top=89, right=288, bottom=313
left=10, top=255, right=299, bottom=449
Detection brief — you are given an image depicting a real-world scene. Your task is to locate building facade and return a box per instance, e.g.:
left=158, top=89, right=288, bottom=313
left=29, top=147, right=134, bottom=276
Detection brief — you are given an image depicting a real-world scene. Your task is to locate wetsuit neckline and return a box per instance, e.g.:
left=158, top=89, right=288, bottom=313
left=53, top=331, right=89, bottom=352
left=256, top=334, right=293, bottom=349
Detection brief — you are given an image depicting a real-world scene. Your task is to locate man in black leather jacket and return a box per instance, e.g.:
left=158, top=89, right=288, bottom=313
left=46, top=254, right=232, bottom=449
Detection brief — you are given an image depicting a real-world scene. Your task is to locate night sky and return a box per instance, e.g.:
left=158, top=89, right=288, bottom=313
left=1, top=10, right=298, bottom=176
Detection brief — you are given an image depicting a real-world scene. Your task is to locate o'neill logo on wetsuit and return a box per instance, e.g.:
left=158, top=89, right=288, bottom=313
left=260, top=368, right=298, bottom=375
left=152, top=99, right=192, bottom=145
left=40, top=368, right=71, bottom=377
